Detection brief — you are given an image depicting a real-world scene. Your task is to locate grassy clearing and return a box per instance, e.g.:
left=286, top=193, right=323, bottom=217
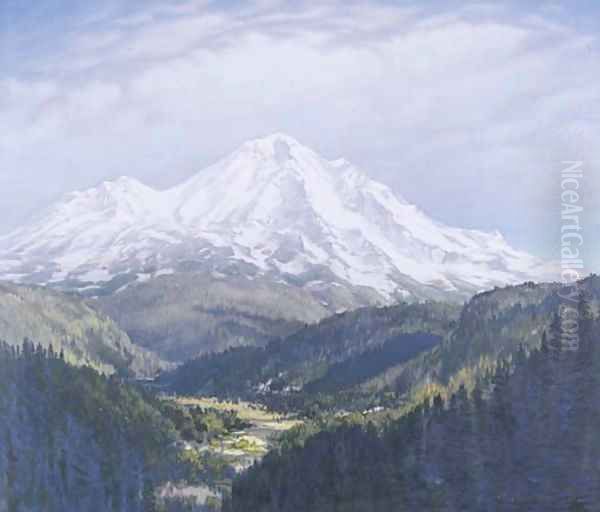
left=174, top=396, right=302, bottom=431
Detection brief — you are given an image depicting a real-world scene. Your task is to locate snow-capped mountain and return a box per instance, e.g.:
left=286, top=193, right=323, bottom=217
left=0, top=133, right=549, bottom=302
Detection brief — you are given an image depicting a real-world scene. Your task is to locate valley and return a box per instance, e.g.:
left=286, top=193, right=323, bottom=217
left=2, top=184, right=597, bottom=511
left=1, top=0, right=595, bottom=508
left=2, top=267, right=599, bottom=510
left=153, top=396, right=303, bottom=509
left=0, top=128, right=592, bottom=512
left=174, top=397, right=302, bottom=470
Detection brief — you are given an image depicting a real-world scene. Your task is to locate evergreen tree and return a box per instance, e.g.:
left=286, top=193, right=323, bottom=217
left=142, top=479, right=159, bottom=512
left=548, top=312, right=563, bottom=360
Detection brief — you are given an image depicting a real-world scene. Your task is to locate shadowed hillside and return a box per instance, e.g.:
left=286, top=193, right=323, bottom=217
left=227, top=293, right=599, bottom=511
left=161, top=301, right=460, bottom=411
left=0, top=282, right=165, bottom=376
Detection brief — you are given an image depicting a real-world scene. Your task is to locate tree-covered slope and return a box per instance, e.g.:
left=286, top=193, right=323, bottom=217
left=164, top=277, right=600, bottom=418
left=161, top=302, right=460, bottom=406
left=365, top=276, right=600, bottom=404
left=94, top=272, right=339, bottom=362
left=0, top=342, right=178, bottom=512
left=0, top=281, right=164, bottom=376
left=0, top=342, right=253, bottom=511
left=227, top=296, right=599, bottom=512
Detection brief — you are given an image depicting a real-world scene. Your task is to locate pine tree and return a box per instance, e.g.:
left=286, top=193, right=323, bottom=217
left=540, top=330, right=549, bottom=354
left=577, top=292, right=594, bottom=356
left=548, top=313, right=563, bottom=361
left=142, top=479, right=159, bottom=512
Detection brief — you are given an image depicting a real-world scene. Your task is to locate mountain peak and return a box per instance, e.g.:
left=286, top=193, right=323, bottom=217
left=0, top=134, right=550, bottom=300
left=97, top=175, right=151, bottom=194
left=105, top=175, right=143, bottom=186
left=244, top=132, right=303, bottom=147
left=237, top=133, right=316, bottom=163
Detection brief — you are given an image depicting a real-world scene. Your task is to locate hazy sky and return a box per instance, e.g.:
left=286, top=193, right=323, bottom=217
left=1, top=0, right=599, bottom=270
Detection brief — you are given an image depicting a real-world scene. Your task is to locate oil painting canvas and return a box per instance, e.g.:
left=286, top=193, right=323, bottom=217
left=0, top=1, right=598, bottom=511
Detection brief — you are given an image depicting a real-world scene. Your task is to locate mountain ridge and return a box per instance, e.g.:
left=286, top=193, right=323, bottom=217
left=0, top=281, right=165, bottom=376
left=0, top=133, right=550, bottom=303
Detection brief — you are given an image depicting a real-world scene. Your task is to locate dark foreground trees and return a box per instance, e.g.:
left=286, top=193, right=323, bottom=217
left=0, top=340, right=177, bottom=512
left=228, top=311, right=600, bottom=512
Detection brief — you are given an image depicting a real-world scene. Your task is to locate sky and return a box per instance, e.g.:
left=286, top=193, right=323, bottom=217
left=1, top=0, right=599, bottom=271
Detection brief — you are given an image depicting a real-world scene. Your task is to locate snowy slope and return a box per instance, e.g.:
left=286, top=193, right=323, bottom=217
left=0, top=133, right=550, bottom=302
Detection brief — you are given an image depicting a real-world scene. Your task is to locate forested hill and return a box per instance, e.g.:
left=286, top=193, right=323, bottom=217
left=162, top=277, right=600, bottom=415
left=368, top=276, right=600, bottom=404
left=227, top=294, right=599, bottom=512
left=94, top=272, right=329, bottom=362
left=0, top=281, right=164, bottom=376
left=161, top=302, right=460, bottom=406
left=0, top=341, right=177, bottom=512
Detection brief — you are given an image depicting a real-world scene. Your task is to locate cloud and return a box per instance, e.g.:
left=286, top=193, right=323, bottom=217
left=1, top=0, right=599, bottom=270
